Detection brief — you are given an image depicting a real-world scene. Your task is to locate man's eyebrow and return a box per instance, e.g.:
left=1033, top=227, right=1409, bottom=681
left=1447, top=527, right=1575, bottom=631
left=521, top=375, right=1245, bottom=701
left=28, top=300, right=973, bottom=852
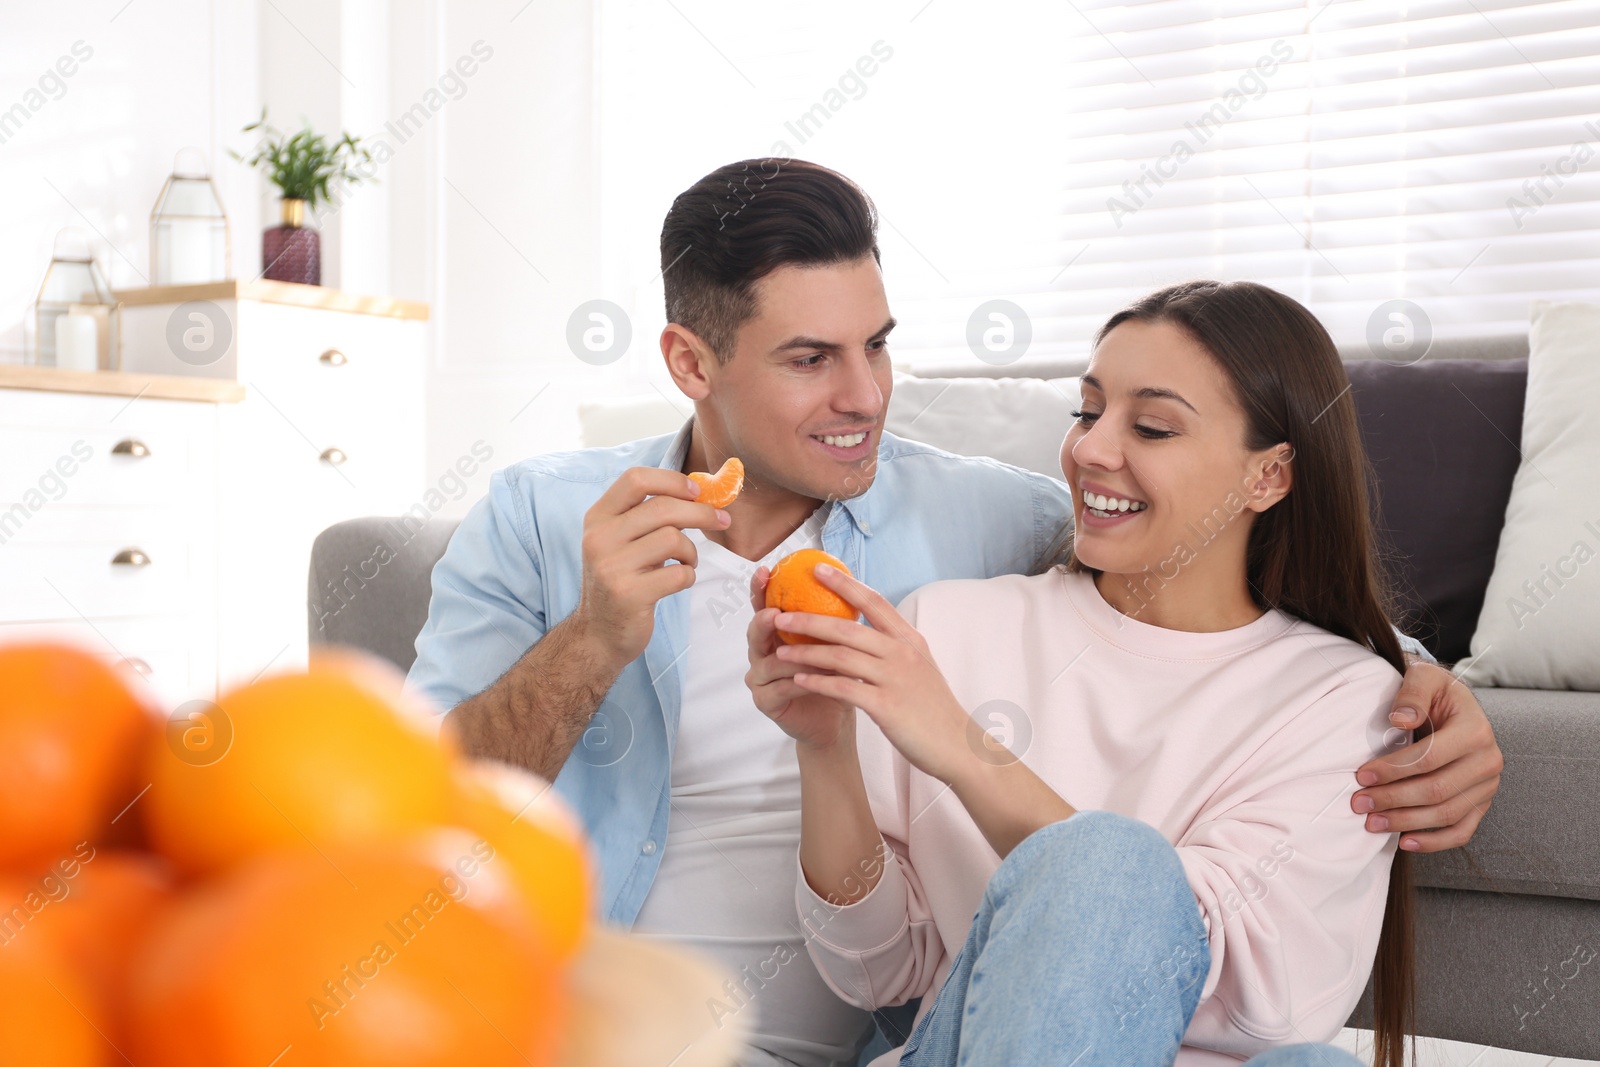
left=773, top=318, right=897, bottom=354
left=1080, top=374, right=1200, bottom=415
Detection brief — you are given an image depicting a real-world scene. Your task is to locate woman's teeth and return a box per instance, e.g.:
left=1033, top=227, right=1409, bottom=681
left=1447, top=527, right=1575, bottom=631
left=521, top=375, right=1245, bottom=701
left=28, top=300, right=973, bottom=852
left=817, top=432, right=867, bottom=448
left=1085, top=492, right=1146, bottom=515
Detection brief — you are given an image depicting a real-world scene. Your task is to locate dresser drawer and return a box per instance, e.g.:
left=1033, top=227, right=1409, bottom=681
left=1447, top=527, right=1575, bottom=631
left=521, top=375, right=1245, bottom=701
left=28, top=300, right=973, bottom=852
left=238, top=302, right=415, bottom=398
left=0, top=508, right=207, bottom=623
left=0, top=420, right=206, bottom=509
left=0, top=615, right=215, bottom=709
left=235, top=310, right=422, bottom=498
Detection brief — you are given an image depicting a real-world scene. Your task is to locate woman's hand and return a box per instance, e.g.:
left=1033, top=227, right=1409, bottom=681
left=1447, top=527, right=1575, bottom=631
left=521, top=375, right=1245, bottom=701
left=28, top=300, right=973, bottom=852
left=773, top=563, right=975, bottom=783
left=744, top=566, right=856, bottom=750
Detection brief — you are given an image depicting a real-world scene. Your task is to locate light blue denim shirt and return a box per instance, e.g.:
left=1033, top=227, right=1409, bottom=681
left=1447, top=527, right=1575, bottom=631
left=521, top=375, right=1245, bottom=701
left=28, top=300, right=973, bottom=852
left=406, top=420, right=1430, bottom=926
left=405, top=421, right=1076, bottom=925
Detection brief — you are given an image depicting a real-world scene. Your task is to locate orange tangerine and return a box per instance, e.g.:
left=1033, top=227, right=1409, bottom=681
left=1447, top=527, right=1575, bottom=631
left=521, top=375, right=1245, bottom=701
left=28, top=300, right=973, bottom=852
left=143, top=661, right=456, bottom=877
left=688, top=457, right=744, bottom=508
left=0, top=850, right=176, bottom=1050
left=0, top=641, right=155, bottom=869
left=0, top=901, right=105, bottom=1067
left=126, top=837, right=565, bottom=1067
left=449, top=760, right=592, bottom=964
left=49, top=850, right=177, bottom=1046
left=764, top=549, right=859, bottom=645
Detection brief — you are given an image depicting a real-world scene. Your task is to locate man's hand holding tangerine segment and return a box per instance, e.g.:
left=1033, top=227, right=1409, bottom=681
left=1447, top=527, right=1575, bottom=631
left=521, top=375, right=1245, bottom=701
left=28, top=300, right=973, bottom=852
left=687, top=456, right=744, bottom=509
left=575, top=465, right=735, bottom=667
left=449, top=457, right=744, bottom=781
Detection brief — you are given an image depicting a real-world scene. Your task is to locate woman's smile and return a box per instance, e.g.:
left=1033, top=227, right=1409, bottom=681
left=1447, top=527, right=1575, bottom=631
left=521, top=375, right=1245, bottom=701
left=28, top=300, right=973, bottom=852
left=1078, top=477, right=1148, bottom=525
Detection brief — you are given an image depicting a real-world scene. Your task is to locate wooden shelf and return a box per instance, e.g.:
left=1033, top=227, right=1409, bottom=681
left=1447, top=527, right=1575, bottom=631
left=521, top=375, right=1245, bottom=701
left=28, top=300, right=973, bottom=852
left=0, top=364, right=245, bottom=403
left=111, top=280, right=429, bottom=321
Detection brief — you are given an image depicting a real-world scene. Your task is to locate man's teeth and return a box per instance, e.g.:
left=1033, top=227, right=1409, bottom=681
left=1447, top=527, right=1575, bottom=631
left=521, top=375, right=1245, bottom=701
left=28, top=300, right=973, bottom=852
left=1085, top=492, right=1147, bottom=513
left=817, top=432, right=867, bottom=448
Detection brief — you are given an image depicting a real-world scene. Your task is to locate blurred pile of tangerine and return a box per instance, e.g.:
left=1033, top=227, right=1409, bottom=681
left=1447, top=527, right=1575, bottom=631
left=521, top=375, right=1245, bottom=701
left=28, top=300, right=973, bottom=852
left=0, top=641, right=591, bottom=1067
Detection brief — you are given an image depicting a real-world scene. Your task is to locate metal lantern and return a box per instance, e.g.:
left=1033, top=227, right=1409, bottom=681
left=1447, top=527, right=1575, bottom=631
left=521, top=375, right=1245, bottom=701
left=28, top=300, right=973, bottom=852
left=150, top=147, right=230, bottom=286
left=33, top=228, right=118, bottom=370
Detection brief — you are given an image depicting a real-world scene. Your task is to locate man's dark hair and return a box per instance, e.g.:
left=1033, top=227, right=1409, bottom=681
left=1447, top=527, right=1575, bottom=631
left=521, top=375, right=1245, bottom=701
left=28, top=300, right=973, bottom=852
left=660, top=158, right=879, bottom=362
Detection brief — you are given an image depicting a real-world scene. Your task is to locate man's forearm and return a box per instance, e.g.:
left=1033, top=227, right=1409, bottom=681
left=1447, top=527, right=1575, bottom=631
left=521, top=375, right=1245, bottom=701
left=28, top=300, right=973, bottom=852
left=447, top=613, right=629, bottom=779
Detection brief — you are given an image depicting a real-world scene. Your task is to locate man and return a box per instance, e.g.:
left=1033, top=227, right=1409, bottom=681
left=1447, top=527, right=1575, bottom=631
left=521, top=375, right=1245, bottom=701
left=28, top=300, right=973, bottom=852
left=407, top=159, right=1505, bottom=1066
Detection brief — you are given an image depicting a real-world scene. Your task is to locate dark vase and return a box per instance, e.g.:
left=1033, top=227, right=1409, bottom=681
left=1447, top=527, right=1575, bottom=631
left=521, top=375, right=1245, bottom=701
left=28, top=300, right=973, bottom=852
left=262, top=199, right=320, bottom=285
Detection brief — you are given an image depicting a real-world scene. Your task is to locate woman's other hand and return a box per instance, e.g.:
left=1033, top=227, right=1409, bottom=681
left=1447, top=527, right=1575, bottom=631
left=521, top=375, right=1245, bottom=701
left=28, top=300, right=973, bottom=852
left=774, top=564, right=975, bottom=783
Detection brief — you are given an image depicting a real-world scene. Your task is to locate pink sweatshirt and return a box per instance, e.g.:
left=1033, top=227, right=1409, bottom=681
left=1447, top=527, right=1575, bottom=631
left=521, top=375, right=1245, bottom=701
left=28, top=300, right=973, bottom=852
left=797, top=569, right=1403, bottom=1065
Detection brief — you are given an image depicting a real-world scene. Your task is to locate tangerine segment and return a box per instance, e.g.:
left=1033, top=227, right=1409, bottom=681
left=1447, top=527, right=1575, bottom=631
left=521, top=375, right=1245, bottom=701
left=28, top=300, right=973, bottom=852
left=688, top=457, right=744, bottom=509
left=764, top=549, right=859, bottom=645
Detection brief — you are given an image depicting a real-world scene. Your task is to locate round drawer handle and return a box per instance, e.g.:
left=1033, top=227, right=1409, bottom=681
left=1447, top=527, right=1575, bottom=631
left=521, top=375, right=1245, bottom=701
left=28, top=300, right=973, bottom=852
left=112, top=548, right=151, bottom=567
left=111, top=439, right=151, bottom=458
left=320, top=447, right=348, bottom=466
left=319, top=348, right=348, bottom=367
left=124, top=657, right=153, bottom=677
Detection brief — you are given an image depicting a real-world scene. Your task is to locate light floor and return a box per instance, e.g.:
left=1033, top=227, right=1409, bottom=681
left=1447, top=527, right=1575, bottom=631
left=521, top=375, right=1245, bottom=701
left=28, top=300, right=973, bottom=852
left=1336, top=1029, right=1598, bottom=1066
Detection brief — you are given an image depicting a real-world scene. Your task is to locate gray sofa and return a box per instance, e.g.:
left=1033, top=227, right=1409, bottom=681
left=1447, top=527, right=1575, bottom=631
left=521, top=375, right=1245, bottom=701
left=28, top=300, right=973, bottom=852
left=309, top=335, right=1599, bottom=1061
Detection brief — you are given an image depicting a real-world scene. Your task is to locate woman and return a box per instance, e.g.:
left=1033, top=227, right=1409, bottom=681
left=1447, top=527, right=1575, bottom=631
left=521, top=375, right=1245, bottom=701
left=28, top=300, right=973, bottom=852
left=745, top=281, right=1414, bottom=1066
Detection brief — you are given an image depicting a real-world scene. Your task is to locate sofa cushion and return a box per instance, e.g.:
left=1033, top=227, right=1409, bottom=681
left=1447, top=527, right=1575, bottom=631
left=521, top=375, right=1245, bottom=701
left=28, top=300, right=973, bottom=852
left=308, top=516, right=461, bottom=673
left=1412, top=686, right=1600, bottom=904
left=1460, top=301, right=1600, bottom=690
left=885, top=372, right=1081, bottom=477
left=1344, top=359, right=1527, bottom=664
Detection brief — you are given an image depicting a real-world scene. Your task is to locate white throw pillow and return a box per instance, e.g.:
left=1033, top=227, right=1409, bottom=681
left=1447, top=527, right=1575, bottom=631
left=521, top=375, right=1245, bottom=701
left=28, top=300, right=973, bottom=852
left=577, top=374, right=1083, bottom=481
left=1460, top=301, right=1600, bottom=690
left=578, top=394, right=687, bottom=448
left=885, top=373, right=1081, bottom=479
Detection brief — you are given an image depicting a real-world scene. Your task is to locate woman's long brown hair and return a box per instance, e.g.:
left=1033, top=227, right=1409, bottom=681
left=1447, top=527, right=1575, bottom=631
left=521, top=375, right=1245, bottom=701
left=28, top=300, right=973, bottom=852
left=1040, top=280, right=1414, bottom=1067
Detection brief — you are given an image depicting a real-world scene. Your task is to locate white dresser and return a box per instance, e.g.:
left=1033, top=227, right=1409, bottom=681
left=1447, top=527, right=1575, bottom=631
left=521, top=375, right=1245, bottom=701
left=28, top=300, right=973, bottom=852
left=0, top=281, right=427, bottom=707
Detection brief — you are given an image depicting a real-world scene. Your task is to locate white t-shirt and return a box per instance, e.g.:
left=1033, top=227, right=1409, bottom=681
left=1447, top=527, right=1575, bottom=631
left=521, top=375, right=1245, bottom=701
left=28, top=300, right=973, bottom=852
left=632, top=509, right=872, bottom=1067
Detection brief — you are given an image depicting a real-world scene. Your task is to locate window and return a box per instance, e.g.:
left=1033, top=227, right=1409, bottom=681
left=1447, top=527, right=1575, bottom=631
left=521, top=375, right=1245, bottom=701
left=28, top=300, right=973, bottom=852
left=597, top=0, right=1600, bottom=368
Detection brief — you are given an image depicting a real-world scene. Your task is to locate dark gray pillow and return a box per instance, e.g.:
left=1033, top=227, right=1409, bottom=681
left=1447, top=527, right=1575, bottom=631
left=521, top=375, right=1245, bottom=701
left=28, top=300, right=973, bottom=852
left=1344, top=359, right=1527, bottom=664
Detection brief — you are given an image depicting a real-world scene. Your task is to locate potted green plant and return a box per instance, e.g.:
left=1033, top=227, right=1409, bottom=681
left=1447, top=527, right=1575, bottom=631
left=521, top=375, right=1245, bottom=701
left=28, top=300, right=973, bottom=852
left=232, top=111, right=375, bottom=286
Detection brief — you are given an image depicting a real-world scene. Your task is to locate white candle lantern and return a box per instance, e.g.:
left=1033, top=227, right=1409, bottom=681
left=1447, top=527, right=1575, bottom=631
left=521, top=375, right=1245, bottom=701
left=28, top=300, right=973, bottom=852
left=33, top=229, right=119, bottom=369
left=150, top=148, right=230, bottom=286
left=54, top=312, right=99, bottom=371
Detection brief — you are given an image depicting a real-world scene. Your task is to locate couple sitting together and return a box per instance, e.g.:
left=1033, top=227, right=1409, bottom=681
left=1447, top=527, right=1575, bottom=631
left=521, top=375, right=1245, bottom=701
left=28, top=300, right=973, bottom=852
left=407, top=158, right=1505, bottom=1067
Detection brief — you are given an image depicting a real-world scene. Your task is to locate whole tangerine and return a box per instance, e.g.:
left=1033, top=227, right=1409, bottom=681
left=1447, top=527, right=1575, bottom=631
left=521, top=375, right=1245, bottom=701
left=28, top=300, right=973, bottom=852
left=764, top=549, right=859, bottom=645
left=0, top=641, right=155, bottom=869
left=126, top=836, right=565, bottom=1067
left=0, top=849, right=175, bottom=1050
left=43, top=850, right=176, bottom=1046
left=143, top=662, right=456, bottom=877
left=449, top=760, right=593, bottom=964
left=0, top=903, right=105, bottom=1067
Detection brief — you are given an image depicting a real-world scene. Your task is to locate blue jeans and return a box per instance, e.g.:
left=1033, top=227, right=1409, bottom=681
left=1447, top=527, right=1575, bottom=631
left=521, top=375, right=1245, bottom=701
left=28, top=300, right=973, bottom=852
left=895, top=811, right=1365, bottom=1067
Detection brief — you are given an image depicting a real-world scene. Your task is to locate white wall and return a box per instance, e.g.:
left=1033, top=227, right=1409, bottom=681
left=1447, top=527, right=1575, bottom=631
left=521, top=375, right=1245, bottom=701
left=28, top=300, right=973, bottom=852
left=0, top=0, right=260, bottom=361
left=391, top=0, right=613, bottom=518
left=0, top=0, right=586, bottom=518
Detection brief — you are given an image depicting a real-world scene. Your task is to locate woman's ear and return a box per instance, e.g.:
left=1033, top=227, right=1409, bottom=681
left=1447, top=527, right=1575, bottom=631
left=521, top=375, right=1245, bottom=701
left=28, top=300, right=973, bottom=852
left=660, top=323, right=717, bottom=401
left=1245, top=443, right=1295, bottom=513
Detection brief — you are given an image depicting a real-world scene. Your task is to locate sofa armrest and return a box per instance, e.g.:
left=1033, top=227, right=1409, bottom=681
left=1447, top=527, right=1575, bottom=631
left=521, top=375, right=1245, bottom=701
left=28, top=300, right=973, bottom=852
left=1412, top=686, right=1600, bottom=902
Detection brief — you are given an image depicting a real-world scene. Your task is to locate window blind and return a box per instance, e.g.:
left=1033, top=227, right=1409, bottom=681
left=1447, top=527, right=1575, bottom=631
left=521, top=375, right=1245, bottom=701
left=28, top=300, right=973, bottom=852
left=596, top=0, right=1600, bottom=369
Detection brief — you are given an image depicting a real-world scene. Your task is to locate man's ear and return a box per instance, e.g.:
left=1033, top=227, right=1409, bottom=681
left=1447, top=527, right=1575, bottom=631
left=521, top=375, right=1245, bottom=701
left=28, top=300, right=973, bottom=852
left=1244, top=443, right=1295, bottom=513
left=661, top=324, right=718, bottom=401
